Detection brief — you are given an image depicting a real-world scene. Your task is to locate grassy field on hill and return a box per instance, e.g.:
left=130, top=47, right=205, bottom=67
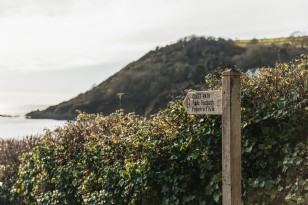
left=235, top=36, right=308, bottom=48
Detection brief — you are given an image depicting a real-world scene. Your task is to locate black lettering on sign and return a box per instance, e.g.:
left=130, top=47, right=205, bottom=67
left=193, top=100, right=200, bottom=106
left=192, top=107, right=205, bottom=112
left=192, top=93, right=201, bottom=99
left=205, top=106, right=215, bottom=112
left=201, top=100, right=214, bottom=106
left=202, top=93, right=211, bottom=98
left=191, top=106, right=215, bottom=113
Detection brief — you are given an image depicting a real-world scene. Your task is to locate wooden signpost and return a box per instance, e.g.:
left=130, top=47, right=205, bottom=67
left=183, top=90, right=222, bottom=115
left=183, top=69, right=241, bottom=205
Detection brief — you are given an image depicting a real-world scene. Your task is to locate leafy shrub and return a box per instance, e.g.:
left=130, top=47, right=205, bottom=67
left=0, top=136, right=41, bottom=205
left=9, top=55, right=308, bottom=204
left=239, top=55, right=307, bottom=204
left=232, top=43, right=305, bottom=70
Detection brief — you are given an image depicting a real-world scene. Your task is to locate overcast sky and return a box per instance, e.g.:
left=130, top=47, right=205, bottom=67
left=0, top=0, right=307, bottom=104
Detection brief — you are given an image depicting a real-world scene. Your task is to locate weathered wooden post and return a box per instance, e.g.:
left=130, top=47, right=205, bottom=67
left=222, top=69, right=241, bottom=205
left=183, top=69, right=241, bottom=204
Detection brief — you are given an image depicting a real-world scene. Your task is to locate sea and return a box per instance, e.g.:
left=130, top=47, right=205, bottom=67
left=0, top=103, right=67, bottom=139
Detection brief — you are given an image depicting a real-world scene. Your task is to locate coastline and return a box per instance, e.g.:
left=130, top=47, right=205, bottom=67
left=0, top=104, right=67, bottom=139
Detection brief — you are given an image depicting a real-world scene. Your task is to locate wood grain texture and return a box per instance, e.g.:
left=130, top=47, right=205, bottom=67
left=222, top=69, right=241, bottom=205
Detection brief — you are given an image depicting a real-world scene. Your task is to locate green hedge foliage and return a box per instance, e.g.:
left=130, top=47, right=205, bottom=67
left=2, top=55, right=308, bottom=204
left=0, top=136, right=41, bottom=205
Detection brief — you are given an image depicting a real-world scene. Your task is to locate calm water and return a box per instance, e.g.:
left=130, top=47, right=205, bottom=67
left=0, top=104, right=66, bottom=139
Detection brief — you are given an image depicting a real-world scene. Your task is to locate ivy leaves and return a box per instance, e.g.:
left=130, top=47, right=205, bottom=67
left=8, top=55, right=308, bottom=204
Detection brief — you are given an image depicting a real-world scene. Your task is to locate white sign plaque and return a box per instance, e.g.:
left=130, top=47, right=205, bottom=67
left=183, top=90, right=222, bottom=115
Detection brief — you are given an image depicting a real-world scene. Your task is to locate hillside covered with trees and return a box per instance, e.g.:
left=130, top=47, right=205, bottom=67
left=1, top=55, right=307, bottom=204
left=27, top=36, right=308, bottom=120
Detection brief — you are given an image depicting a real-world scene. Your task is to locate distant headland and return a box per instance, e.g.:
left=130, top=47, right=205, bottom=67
left=26, top=35, right=308, bottom=120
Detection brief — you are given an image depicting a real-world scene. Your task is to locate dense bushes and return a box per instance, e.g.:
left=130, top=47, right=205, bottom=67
left=232, top=43, right=304, bottom=69
left=0, top=136, right=41, bottom=204
left=1, top=55, right=307, bottom=204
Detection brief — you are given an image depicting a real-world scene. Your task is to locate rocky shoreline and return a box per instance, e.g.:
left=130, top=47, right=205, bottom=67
left=0, top=114, right=19, bottom=118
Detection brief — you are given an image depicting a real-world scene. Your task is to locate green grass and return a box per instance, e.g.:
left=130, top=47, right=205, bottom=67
left=235, top=36, right=308, bottom=48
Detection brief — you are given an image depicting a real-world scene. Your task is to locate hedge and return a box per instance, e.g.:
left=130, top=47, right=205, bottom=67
left=1, top=55, right=307, bottom=205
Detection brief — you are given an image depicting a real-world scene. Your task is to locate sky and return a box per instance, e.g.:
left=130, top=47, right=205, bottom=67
left=0, top=0, right=307, bottom=105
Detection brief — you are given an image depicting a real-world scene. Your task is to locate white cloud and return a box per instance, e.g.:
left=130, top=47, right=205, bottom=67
left=0, top=0, right=307, bottom=71
left=0, top=0, right=307, bottom=104
left=0, top=0, right=74, bottom=16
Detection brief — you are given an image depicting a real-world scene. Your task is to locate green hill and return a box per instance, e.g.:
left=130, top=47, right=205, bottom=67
left=26, top=36, right=308, bottom=120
